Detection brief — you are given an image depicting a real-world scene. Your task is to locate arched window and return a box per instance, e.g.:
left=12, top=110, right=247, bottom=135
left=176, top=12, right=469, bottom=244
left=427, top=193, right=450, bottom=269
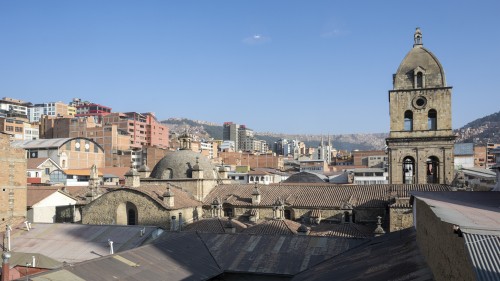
left=426, top=156, right=439, bottom=183
left=403, top=157, right=415, bottom=184
left=428, top=109, right=437, bottom=130
left=416, top=72, right=423, bottom=88
left=404, top=111, right=413, bottom=131
left=223, top=207, right=233, bottom=217
left=250, top=176, right=254, bottom=182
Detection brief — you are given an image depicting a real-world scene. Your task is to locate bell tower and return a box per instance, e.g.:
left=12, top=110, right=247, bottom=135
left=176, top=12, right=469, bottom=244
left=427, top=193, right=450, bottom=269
left=386, top=28, right=455, bottom=184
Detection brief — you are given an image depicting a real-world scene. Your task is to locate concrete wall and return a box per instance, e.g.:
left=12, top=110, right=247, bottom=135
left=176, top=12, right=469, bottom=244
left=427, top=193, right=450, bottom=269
left=30, top=191, right=77, bottom=223
left=414, top=198, right=476, bottom=281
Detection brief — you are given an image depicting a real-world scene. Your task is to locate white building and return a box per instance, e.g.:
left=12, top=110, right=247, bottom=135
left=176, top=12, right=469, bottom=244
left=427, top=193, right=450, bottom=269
left=27, top=187, right=80, bottom=223
left=353, top=168, right=388, bottom=185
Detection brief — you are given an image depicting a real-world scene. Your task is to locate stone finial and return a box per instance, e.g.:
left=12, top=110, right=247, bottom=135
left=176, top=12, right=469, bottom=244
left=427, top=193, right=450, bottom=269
left=414, top=27, right=423, bottom=47
left=163, top=184, right=175, bottom=208
left=251, top=183, right=261, bottom=205
left=374, top=216, right=386, bottom=237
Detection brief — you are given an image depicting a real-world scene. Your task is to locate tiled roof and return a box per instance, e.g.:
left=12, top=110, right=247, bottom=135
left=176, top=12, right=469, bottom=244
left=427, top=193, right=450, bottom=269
left=113, top=184, right=203, bottom=210
left=183, top=217, right=248, bottom=233
left=99, top=167, right=130, bottom=179
left=64, top=169, right=104, bottom=176
left=309, top=223, right=373, bottom=239
left=205, top=183, right=451, bottom=209
left=27, top=157, right=50, bottom=170
left=243, top=219, right=303, bottom=235
left=27, top=186, right=75, bottom=207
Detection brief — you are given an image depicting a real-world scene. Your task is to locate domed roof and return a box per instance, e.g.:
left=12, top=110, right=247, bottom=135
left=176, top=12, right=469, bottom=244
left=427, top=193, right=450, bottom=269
left=150, top=150, right=218, bottom=180
left=393, top=28, right=447, bottom=90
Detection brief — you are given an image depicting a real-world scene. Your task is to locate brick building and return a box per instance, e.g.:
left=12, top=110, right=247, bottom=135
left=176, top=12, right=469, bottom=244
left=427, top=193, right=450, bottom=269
left=0, top=133, right=27, bottom=225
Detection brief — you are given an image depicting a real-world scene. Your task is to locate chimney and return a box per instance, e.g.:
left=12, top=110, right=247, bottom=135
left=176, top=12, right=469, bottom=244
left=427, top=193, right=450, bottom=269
left=108, top=240, right=114, bottom=254
left=5, top=225, right=11, bottom=251
left=32, top=256, right=36, bottom=268
left=1, top=252, right=11, bottom=281
left=178, top=212, right=183, bottom=231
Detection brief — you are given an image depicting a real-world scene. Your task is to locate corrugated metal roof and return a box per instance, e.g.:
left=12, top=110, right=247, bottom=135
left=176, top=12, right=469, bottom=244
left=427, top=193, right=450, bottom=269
left=10, top=223, right=162, bottom=263
left=11, top=138, right=72, bottom=149
left=0, top=251, right=62, bottom=269
left=291, top=228, right=434, bottom=281
left=29, top=232, right=223, bottom=281
left=463, top=232, right=500, bottom=281
left=454, top=143, right=474, bottom=156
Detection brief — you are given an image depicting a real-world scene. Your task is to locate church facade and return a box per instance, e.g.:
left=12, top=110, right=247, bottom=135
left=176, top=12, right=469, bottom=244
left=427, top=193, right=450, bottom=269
left=386, top=28, right=455, bottom=184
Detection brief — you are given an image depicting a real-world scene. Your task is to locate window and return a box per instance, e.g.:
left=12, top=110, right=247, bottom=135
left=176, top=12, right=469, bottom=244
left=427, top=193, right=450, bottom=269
left=15, top=127, right=22, bottom=132
left=45, top=168, right=50, bottom=175
left=428, top=109, right=437, bottom=130
left=6, top=126, right=13, bottom=131
left=426, top=156, right=439, bottom=183
left=403, top=157, right=415, bottom=184
left=404, top=111, right=413, bottom=131
left=416, top=72, right=423, bottom=88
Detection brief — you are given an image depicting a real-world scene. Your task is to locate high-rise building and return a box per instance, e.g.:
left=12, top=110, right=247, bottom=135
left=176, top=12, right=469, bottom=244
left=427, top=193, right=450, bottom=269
left=223, top=122, right=240, bottom=151
left=28, top=101, right=74, bottom=122
left=386, top=28, right=455, bottom=184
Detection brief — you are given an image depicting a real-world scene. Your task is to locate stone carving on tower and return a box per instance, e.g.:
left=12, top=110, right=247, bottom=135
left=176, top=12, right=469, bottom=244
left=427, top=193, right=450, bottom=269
left=386, top=28, right=455, bottom=184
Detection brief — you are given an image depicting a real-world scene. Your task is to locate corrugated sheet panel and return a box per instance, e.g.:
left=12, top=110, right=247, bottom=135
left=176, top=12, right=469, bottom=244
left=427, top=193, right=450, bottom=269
left=464, top=232, right=500, bottom=281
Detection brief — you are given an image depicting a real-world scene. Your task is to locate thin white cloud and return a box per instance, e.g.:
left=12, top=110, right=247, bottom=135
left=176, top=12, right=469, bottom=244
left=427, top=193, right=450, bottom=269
left=242, top=34, right=271, bottom=45
left=321, top=20, right=349, bottom=38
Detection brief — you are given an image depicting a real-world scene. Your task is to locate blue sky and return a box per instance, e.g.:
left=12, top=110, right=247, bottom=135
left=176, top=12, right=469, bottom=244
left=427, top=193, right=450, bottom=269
left=1, top=1, right=499, bottom=134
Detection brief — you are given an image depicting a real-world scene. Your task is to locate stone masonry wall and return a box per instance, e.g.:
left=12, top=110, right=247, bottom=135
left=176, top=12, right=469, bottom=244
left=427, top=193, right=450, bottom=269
left=82, top=189, right=200, bottom=229
left=415, top=198, right=475, bottom=281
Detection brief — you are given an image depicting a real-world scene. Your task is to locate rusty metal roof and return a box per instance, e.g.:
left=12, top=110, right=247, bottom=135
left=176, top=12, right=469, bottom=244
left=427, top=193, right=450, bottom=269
left=291, top=228, right=434, bottom=281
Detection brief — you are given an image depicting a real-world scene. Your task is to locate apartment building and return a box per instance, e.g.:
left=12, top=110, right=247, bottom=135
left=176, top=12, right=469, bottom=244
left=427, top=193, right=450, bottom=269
left=0, top=97, right=30, bottom=118
left=28, top=101, right=75, bottom=122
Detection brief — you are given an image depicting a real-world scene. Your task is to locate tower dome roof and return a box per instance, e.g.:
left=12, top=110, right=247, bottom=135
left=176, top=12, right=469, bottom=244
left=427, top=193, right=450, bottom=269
left=149, top=150, right=218, bottom=180
left=393, top=28, right=447, bottom=90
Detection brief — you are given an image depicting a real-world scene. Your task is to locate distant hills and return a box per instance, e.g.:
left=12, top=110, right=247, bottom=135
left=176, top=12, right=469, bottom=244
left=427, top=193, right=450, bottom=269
left=455, top=110, right=500, bottom=145
left=161, top=118, right=387, bottom=151
left=161, top=110, right=500, bottom=151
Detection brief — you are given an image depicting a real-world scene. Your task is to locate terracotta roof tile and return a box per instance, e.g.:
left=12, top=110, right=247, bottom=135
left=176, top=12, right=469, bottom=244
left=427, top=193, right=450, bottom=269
left=310, top=223, right=373, bottom=239
left=204, top=183, right=451, bottom=209
left=243, top=219, right=302, bottom=235
left=183, top=217, right=247, bottom=233
left=27, top=157, right=51, bottom=170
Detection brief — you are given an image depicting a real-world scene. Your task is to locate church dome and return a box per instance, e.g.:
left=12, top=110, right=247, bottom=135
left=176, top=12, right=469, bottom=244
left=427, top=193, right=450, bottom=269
left=150, top=150, right=218, bottom=180
left=393, top=28, right=447, bottom=90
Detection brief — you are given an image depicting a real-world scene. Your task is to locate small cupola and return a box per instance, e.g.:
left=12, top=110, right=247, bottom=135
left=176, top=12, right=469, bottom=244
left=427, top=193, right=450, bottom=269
left=251, top=183, right=261, bottom=205
left=192, top=157, right=204, bottom=179
left=272, top=197, right=285, bottom=219
left=413, top=27, right=423, bottom=47
left=211, top=197, right=223, bottom=218
left=297, top=224, right=310, bottom=236
left=125, top=162, right=140, bottom=188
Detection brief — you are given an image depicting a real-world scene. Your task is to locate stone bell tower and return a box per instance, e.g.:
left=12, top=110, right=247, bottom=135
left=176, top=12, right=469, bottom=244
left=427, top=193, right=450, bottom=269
left=386, top=28, right=455, bottom=184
